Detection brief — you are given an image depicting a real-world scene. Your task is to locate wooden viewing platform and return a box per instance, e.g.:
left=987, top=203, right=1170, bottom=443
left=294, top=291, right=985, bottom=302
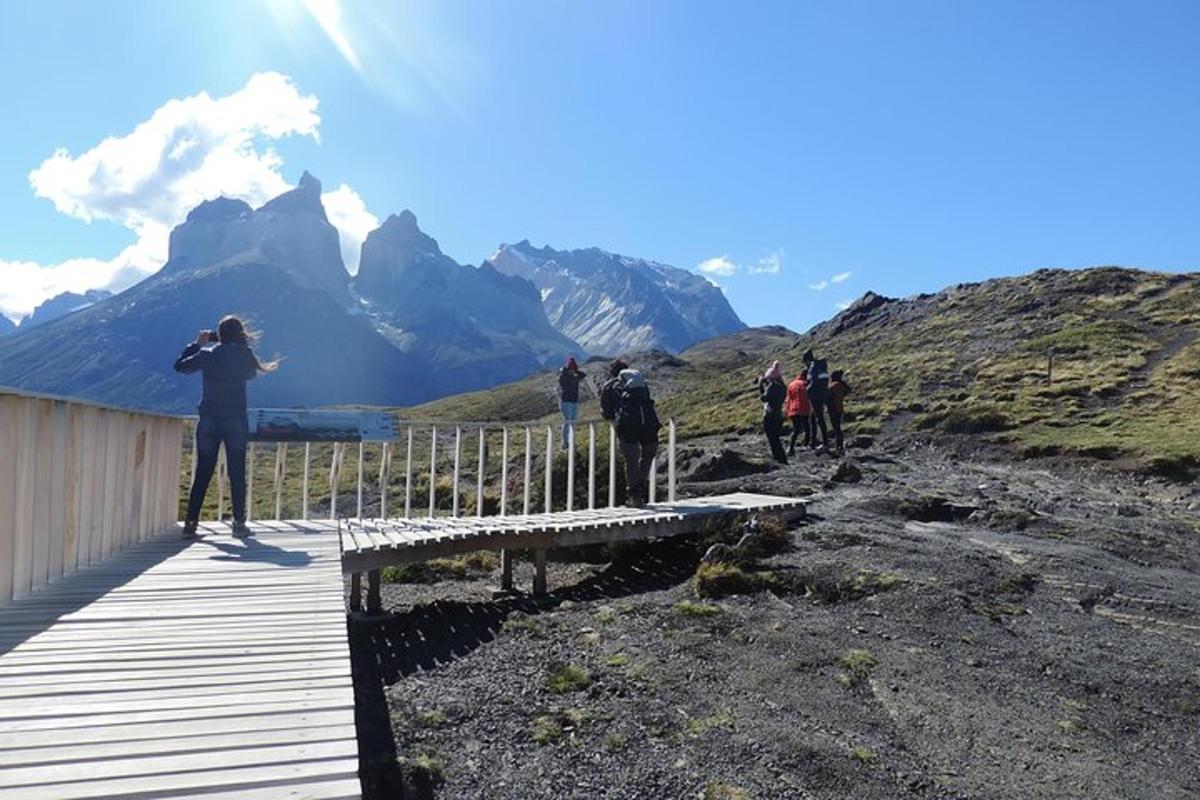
left=341, top=492, right=807, bottom=607
left=1, top=388, right=808, bottom=798
left=0, top=520, right=361, bottom=800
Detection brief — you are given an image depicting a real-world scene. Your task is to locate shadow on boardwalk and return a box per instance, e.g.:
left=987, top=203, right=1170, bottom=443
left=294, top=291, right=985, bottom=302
left=348, top=536, right=700, bottom=799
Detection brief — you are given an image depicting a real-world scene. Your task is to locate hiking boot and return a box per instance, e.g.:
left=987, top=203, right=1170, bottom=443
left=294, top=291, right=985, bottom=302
left=231, top=521, right=253, bottom=539
left=181, top=521, right=199, bottom=540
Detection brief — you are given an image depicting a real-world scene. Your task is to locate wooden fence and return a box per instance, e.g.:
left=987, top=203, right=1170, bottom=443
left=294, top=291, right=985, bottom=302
left=198, top=419, right=679, bottom=523
left=0, top=388, right=184, bottom=605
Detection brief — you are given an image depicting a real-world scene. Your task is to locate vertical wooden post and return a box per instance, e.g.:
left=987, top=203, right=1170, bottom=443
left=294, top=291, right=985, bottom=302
left=356, top=442, right=365, bottom=519
left=566, top=423, right=575, bottom=512
left=301, top=442, right=311, bottom=521
left=428, top=426, right=438, bottom=518
left=349, top=572, right=362, bottom=612
left=608, top=423, right=617, bottom=508
left=544, top=425, right=553, bottom=514
left=329, top=443, right=343, bottom=521
left=587, top=423, right=596, bottom=510
left=668, top=419, right=677, bottom=503
left=649, top=455, right=657, bottom=505
left=246, top=442, right=255, bottom=522
left=274, top=442, right=286, bottom=520
left=452, top=426, right=462, bottom=517
left=477, top=427, right=486, bottom=517
left=404, top=427, right=413, bottom=519
left=367, top=569, right=382, bottom=613
left=0, top=397, right=18, bottom=603
left=522, top=426, right=532, bottom=516
left=378, top=442, right=391, bottom=518
left=533, top=548, right=548, bottom=596
left=500, top=427, right=509, bottom=517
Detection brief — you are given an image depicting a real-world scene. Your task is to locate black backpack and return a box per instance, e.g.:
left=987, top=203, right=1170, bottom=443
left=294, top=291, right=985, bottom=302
left=616, top=386, right=661, bottom=434
left=807, top=359, right=830, bottom=400
left=599, top=378, right=622, bottom=421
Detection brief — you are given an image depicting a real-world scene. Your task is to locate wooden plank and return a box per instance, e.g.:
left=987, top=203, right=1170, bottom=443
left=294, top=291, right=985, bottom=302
left=61, top=404, right=82, bottom=575
left=0, top=519, right=359, bottom=798
left=0, top=397, right=18, bottom=603
left=12, top=397, right=38, bottom=597
left=31, top=399, right=54, bottom=590
left=47, top=402, right=69, bottom=583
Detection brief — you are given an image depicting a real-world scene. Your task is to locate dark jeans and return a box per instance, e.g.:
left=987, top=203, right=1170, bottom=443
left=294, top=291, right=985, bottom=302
left=788, top=414, right=813, bottom=452
left=620, top=435, right=659, bottom=503
left=810, top=399, right=830, bottom=448
left=186, top=413, right=249, bottom=523
left=830, top=410, right=845, bottom=452
left=764, top=413, right=788, bottom=464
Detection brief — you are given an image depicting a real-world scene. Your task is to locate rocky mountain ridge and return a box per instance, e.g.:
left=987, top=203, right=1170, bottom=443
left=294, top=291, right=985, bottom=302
left=488, top=240, right=745, bottom=354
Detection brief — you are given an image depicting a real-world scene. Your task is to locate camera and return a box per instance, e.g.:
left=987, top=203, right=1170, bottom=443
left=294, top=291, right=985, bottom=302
left=204, top=330, right=219, bottom=344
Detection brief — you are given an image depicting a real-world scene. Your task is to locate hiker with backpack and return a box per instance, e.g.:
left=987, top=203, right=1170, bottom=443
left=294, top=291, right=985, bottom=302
left=759, top=360, right=789, bottom=464
left=828, top=370, right=852, bottom=455
left=557, top=356, right=587, bottom=449
left=600, top=360, right=661, bottom=507
left=803, top=349, right=831, bottom=451
left=786, top=370, right=813, bottom=456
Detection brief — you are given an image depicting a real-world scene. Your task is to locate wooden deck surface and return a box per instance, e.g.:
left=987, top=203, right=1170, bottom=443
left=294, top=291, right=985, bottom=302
left=340, top=492, right=807, bottom=572
left=0, top=520, right=361, bottom=800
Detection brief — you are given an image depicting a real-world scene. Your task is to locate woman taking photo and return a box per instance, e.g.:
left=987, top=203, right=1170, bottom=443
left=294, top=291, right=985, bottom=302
left=174, top=315, right=278, bottom=539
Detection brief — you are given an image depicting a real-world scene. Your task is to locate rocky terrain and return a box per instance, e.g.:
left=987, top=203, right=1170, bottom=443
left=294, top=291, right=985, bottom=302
left=339, top=266, right=1198, bottom=799
left=348, top=430, right=1199, bottom=800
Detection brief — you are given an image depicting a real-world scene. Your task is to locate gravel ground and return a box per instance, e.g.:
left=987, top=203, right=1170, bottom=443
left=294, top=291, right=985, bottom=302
left=348, top=436, right=1200, bottom=800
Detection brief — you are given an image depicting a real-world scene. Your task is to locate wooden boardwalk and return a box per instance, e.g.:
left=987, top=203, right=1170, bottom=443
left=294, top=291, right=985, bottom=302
left=0, top=520, right=361, bottom=800
left=341, top=492, right=807, bottom=600
left=0, top=491, right=805, bottom=798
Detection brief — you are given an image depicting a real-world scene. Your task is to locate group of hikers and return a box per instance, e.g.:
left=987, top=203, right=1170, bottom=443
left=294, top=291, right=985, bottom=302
left=557, top=356, right=661, bottom=508
left=174, top=323, right=666, bottom=540
left=758, top=349, right=850, bottom=464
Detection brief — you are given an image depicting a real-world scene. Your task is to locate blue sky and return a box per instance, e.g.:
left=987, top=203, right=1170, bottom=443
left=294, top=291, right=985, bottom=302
left=1, top=0, right=1197, bottom=328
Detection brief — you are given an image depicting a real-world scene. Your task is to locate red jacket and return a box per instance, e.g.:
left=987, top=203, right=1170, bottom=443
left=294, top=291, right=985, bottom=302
left=786, top=376, right=811, bottom=417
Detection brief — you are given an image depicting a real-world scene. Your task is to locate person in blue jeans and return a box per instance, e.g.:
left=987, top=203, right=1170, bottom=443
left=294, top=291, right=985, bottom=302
left=557, top=356, right=587, bottom=448
left=174, top=316, right=278, bottom=539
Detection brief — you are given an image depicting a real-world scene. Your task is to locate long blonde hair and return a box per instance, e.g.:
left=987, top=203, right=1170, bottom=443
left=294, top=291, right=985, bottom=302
left=217, top=315, right=280, bottom=373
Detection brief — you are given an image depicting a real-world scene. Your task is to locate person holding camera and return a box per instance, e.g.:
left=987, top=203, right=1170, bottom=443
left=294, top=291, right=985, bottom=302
left=174, top=315, right=278, bottom=539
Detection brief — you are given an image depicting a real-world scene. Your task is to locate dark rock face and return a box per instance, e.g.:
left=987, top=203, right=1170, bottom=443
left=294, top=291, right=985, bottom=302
left=0, top=315, right=16, bottom=337
left=24, top=289, right=113, bottom=328
left=488, top=240, right=745, bottom=355
left=352, top=211, right=580, bottom=380
left=0, top=176, right=578, bottom=411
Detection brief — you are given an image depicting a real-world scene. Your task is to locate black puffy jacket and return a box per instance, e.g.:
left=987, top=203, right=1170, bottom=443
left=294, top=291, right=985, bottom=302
left=174, top=341, right=259, bottom=417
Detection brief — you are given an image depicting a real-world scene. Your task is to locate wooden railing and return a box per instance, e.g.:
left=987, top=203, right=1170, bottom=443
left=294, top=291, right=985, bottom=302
left=0, top=388, right=185, bottom=605
left=196, top=419, right=679, bottom=523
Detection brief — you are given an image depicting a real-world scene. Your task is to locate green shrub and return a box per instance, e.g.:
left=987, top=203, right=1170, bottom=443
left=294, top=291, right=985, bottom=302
left=546, top=663, right=591, bottom=693
left=838, top=649, right=879, bottom=687
left=694, top=562, right=757, bottom=598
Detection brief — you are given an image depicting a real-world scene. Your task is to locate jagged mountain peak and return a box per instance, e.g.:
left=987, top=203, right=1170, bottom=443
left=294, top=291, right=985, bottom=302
left=489, top=240, right=745, bottom=354
left=185, top=197, right=251, bottom=224
left=259, top=171, right=327, bottom=218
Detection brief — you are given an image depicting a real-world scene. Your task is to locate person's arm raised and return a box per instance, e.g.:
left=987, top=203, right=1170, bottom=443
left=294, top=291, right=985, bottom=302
left=173, top=331, right=212, bottom=374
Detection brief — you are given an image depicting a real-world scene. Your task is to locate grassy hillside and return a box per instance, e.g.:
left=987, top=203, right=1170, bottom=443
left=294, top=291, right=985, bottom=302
left=405, top=266, right=1200, bottom=476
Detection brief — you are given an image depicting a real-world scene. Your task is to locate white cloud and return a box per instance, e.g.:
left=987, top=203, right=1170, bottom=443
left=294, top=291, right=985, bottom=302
left=1, top=72, right=380, bottom=322
left=321, top=183, right=378, bottom=274
left=697, top=255, right=739, bottom=277
left=808, top=280, right=829, bottom=292
left=836, top=299, right=854, bottom=311
left=749, top=250, right=782, bottom=275
left=831, top=271, right=852, bottom=284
